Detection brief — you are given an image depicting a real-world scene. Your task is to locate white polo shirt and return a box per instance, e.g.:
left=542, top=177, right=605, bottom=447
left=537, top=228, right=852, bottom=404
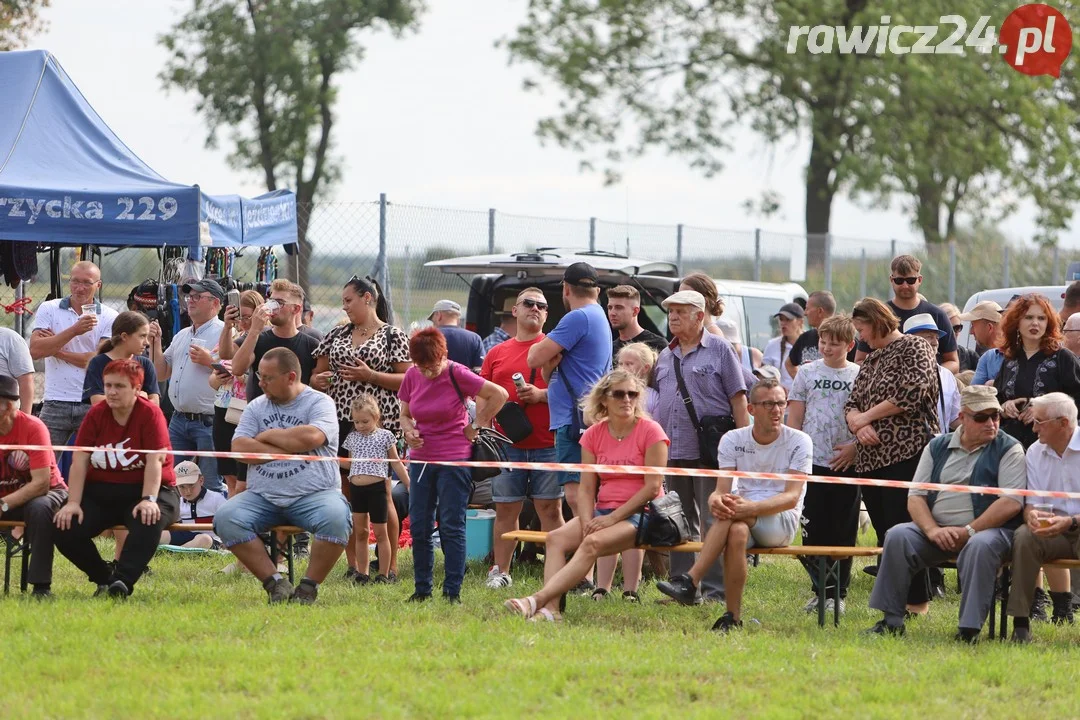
left=1025, top=427, right=1080, bottom=518
left=32, top=297, right=117, bottom=402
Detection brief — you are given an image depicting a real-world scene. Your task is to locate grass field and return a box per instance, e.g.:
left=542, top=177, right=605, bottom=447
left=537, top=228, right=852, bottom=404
left=6, top=538, right=1080, bottom=719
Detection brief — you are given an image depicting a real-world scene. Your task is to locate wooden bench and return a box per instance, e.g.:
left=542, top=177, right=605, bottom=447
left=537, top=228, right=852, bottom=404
left=502, top=530, right=882, bottom=628
left=0, top=520, right=306, bottom=594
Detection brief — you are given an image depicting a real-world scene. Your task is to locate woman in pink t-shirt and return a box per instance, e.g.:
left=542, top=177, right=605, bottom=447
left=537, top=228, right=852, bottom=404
left=505, top=369, right=669, bottom=621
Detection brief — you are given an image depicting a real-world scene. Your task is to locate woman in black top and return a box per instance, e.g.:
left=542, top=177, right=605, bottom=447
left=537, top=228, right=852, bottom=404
left=82, top=310, right=160, bottom=406
left=995, top=294, right=1080, bottom=449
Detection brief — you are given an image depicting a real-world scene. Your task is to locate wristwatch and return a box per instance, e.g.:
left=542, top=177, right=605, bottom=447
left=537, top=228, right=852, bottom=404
left=964, top=524, right=976, bottom=538
left=0, top=500, right=8, bottom=514
left=142, top=495, right=157, bottom=504
left=469, top=422, right=482, bottom=433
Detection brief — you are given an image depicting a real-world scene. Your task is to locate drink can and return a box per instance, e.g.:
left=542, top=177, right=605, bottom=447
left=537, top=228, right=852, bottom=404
left=512, top=372, right=526, bottom=391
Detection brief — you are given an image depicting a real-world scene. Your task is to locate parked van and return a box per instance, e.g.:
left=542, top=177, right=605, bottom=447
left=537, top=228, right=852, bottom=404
left=956, top=285, right=1068, bottom=351
left=425, top=249, right=807, bottom=351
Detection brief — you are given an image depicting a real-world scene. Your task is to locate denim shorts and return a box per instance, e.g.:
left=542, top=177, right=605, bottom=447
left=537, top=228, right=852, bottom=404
left=213, top=488, right=353, bottom=548
left=595, top=507, right=648, bottom=531
left=746, top=509, right=799, bottom=549
left=492, top=445, right=563, bottom=503
left=555, top=426, right=582, bottom=486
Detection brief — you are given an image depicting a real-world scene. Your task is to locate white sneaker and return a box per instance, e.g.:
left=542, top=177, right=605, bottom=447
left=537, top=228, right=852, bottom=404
left=485, top=565, right=512, bottom=589
left=824, top=598, right=846, bottom=614
left=803, top=596, right=819, bottom=613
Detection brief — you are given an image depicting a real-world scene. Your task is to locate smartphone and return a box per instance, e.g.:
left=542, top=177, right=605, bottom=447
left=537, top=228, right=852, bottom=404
left=211, top=362, right=230, bottom=375
left=226, top=289, right=241, bottom=308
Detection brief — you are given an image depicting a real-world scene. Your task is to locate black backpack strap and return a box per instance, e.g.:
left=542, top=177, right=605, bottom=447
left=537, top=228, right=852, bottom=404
left=447, top=363, right=467, bottom=409
left=672, top=354, right=703, bottom=433
left=529, top=368, right=537, bottom=384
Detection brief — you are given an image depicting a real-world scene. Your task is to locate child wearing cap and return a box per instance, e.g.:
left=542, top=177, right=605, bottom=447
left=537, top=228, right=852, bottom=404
left=160, top=461, right=227, bottom=549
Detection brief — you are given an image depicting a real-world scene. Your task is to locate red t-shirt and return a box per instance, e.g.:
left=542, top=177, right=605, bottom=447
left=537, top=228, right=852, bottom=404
left=480, top=335, right=554, bottom=450
left=76, top=397, right=176, bottom=487
left=0, top=412, right=66, bottom=498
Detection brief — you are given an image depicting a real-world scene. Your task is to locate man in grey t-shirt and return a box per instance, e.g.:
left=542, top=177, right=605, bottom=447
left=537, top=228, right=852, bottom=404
left=0, top=327, right=35, bottom=411
left=214, top=347, right=352, bottom=605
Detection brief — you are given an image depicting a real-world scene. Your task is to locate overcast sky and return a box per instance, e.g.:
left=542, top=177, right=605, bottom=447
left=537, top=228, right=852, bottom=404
left=28, top=0, right=1079, bottom=252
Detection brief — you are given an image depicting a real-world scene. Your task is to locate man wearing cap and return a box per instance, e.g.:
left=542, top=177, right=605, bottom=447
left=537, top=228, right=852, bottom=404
left=160, top=461, right=226, bottom=549
left=1008, top=392, right=1080, bottom=641
left=150, top=277, right=225, bottom=492
left=652, top=289, right=749, bottom=603
left=866, top=384, right=1026, bottom=642
left=430, top=299, right=484, bottom=371
left=527, top=262, right=613, bottom=512
left=903, top=313, right=961, bottom=434
left=971, top=301, right=1008, bottom=385
left=29, top=260, right=118, bottom=449
left=0, top=375, right=67, bottom=598
left=763, top=302, right=804, bottom=392
left=855, top=255, right=959, bottom=373
left=482, top=298, right=518, bottom=356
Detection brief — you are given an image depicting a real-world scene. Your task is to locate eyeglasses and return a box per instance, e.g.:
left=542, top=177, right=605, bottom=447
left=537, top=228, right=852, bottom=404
left=186, top=293, right=213, bottom=303
left=1033, top=415, right=1063, bottom=427
left=519, top=299, right=548, bottom=311
left=952, top=325, right=963, bottom=334
left=971, top=411, right=1001, bottom=423
left=891, top=276, right=919, bottom=285
left=70, top=278, right=99, bottom=287
left=255, top=372, right=281, bottom=382
left=756, top=400, right=788, bottom=410
left=607, top=389, right=640, bottom=400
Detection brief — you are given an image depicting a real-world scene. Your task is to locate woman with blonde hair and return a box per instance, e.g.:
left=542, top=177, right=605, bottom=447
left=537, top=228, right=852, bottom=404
left=504, top=370, right=669, bottom=620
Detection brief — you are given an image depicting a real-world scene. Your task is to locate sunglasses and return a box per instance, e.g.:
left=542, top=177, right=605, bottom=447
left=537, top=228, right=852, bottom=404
left=891, top=276, right=919, bottom=285
left=970, top=411, right=1001, bottom=423
left=607, top=389, right=640, bottom=400
left=519, top=299, right=548, bottom=311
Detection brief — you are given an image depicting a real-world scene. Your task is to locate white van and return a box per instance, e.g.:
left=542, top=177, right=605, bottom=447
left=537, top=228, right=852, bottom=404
left=956, top=285, right=1068, bottom=351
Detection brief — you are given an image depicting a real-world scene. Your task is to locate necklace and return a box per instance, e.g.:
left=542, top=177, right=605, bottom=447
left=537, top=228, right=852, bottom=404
left=354, top=322, right=381, bottom=340
left=608, top=421, right=635, bottom=442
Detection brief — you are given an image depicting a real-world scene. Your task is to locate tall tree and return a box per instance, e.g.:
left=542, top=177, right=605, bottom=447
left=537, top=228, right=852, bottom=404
left=160, top=0, right=423, bottom=289
left=504, top=0, right=1080, bottom=260
left=0, top=0, right=49, bottom=50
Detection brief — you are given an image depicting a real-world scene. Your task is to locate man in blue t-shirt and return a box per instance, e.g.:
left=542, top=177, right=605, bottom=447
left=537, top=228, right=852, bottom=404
left=430, top=299, right=484, bottom=371
left=527, top=262, right=613, bottom=511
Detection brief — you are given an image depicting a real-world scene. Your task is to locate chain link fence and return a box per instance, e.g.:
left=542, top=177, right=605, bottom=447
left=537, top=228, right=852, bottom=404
left=4, top=194, right=1078, bottom=337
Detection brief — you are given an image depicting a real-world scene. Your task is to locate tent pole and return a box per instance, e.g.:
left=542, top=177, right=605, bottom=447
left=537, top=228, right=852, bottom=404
left=14, top=281, right=25, bottom=337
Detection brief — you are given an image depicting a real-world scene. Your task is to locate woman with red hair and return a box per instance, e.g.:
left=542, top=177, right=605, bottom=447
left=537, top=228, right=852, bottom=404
left=53, top=358, right=179, bottom=598
left=995, top=294, right=1080, bottom=449
left=398, top=328, right=508, bottom=602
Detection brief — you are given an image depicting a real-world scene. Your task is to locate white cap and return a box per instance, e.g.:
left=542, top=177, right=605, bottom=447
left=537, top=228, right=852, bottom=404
left=174, top=461, right=202, bottom=486
left=661, top=290, right=706, bottom=311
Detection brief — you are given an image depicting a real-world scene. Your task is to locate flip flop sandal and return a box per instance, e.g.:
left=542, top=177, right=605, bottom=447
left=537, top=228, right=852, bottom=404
left=528, top=608, right=563, bottom=622
left=590, top=588, right=609, bottom=601
left=622, top=591, right=640, bottom=602
left=504, top=596, right=537, bottom=619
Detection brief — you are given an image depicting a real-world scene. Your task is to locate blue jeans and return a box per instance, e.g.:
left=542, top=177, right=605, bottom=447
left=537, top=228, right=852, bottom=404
left=169, top=413, right=223, bottom=492
left=213, top=489, right=353, bottom=547
left=38, top=400, right=90, bottom=448
left=409, top=461, right=472, bottom=596
left=554, top=426, right=581, bottom=486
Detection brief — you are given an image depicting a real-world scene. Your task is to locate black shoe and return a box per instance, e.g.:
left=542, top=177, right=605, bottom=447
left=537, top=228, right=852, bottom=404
left=932, top=583, right=946, bottom=599
left=387, top=571, right=399, bottom=584
left=1031, top=587, right=1050, bottom=622
left=343, top=567, right=359, bottom=581
left=263, top=577, right=294, bottom=604
left=93, top=584, right=109, bottom=597
left=289, top=580, right=318, bottom=605
left=443, top=592, right=461, bottom=604
left=107, top=580, right=130, bottom=599
left=954, top=628, right=980, bottom=644
left=863, top=565, right=879, bottom=577
left=353, top=573, right=371, bottom=586
left=655, top=574, right=698, bottom=606
left=571, top=578, right=595, bottom=596
left=1050, top=591, right=1075, bottom=625
left=1011, top=626, right=1033, bottom=644
left=372, top=574, right=391, bottom=584
left=864, top=619, right=905, bottom=636
left=31, top=586, right=53, bottom=600
left=407, top=592, right=431, bottom=603
left=711, top=611, right=743, bottom=633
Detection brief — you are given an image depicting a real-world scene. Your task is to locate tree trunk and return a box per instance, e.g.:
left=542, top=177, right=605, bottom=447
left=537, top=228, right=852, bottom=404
left=294, top=199, right=312, bottom=291
left=805, top=129, right=836, bottom=270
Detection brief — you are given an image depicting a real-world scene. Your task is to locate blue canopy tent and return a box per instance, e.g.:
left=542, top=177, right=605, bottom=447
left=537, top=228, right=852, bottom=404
left=0, top=50, right=296, bottom=249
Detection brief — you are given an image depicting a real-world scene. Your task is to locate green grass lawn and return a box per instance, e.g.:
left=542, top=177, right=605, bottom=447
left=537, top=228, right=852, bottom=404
left=5, top=540, right=1080, bottom=718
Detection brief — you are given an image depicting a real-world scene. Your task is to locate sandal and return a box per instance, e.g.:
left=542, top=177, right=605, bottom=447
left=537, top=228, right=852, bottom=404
left=590, top=588, right=609, bottom=601
left=622, top=590, right=640, bottom=602
left=528, top=608, right=563, bottom=622
left=504, top=596, right=538, bottom=619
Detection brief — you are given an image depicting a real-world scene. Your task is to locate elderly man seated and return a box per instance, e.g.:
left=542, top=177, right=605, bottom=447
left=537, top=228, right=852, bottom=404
left=866, top=385, right=1026, bottom=642
left=1008, top=392, right=1080, bottom=642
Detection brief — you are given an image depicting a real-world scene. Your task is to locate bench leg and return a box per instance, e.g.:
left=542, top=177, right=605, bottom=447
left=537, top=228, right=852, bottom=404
left=999, top=568, right=1011, bottom=641
left=817, top=556, right=827, bottom=629
left=286, top=534, right=295, bottom=585
left=20, top=537, right=30, bottom=594
left=3, top=535, right=10, bottom=596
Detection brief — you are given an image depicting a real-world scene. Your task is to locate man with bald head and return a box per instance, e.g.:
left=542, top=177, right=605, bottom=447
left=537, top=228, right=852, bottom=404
left=1063, top=314, right=1080, bottom=356
left=29, top=261, right=118, bottom=449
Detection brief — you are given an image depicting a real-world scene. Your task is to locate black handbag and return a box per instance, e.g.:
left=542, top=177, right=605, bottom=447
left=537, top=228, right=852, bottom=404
left=671, top=355, right=736, bottom=469
left=494, top=369, right=537, bottom=444
left=448, top=363, right=511, bottom=483
left=635, top=491, right=691, bottom=547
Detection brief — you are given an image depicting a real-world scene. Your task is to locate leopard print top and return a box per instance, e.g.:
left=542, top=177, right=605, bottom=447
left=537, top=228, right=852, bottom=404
left=844, top=334, right=940, bottom=473
left=314, top=323, right=411, bottom=433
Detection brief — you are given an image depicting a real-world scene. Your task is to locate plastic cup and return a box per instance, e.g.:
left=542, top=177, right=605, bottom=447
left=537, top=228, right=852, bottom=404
left=81, top=304, right=96, bottom=317
left=1032, top=503, right=1054, bottom=528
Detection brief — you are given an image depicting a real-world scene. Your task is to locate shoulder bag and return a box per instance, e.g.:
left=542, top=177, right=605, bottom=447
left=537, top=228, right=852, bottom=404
left=448, top=363, right=511, bottom=484
left=671, top=354, right=736, bottom=469
left=493, top=369, right=536, bottom=444
left=635, top=491, right=691, bottom=547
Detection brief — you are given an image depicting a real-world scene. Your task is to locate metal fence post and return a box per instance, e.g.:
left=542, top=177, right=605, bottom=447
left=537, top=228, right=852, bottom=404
left=890, top=238, right=897, bottom=259
left=948, top=239, right=957, bottom=305
left=859, top=248, right=867, bottom=299
left=754, top=228, right=762, bottom=282
left=377, top=192, right=391, bottom=305
left=589, top=217, right=596, bottom=252
left=824, top=234, right=833, bottom=291
left=676, top=224, right=684, bottom=276
left=403, top=244, right=412, bottom=327
left=1003, top=245, right=1011, bottom=287
left=1053, top=245, right=1061, bottom=285
left=488, top=208, right=496, bottom=253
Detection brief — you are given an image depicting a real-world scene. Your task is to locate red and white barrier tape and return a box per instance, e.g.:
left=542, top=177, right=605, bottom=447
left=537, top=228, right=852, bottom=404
left=3, top=442, right=1080, bottom=501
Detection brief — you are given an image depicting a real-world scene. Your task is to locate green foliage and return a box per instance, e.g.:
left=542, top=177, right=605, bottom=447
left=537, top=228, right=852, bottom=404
left=504, top=1, right=1080, bottom=245
left=0, top=0, right=48, bottom=50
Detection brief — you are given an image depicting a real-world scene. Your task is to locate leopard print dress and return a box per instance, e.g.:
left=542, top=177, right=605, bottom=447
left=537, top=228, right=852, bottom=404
left=844, top=334, right=940, bottom=474
left=314, top=323, right=411, bottom=436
